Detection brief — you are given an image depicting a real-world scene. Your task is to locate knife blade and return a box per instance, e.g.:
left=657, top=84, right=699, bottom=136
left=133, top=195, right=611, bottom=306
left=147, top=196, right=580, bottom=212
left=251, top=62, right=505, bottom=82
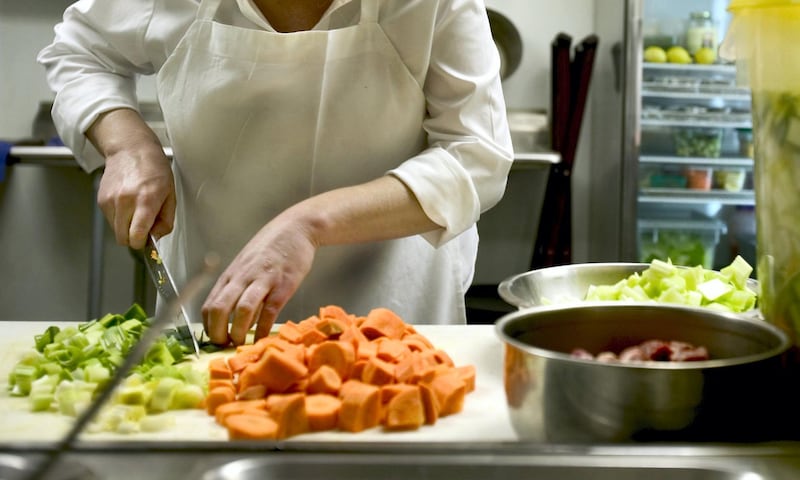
left=142, top=234, right=201, bottom=357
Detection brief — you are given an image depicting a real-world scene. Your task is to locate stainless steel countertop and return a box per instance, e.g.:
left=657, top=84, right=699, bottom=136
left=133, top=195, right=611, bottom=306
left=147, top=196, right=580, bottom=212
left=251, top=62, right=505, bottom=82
left=2, top=441, right=799, bottom=480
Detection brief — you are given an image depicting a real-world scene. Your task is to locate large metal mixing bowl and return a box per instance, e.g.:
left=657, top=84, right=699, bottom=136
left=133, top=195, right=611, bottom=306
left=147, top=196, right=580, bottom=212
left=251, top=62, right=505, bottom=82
left=495, top=303, right=791, bottom=443
left=498, top=263, right=759, bottom=313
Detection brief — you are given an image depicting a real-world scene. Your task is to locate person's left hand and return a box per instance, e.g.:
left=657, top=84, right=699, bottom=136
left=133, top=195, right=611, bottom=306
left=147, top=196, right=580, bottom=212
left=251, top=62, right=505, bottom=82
left=201, top=210, right=318, bottom=346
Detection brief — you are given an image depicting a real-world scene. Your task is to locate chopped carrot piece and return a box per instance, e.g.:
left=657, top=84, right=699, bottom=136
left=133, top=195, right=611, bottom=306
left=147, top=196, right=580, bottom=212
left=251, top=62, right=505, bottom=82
left=424, top=370, right=466, bottom=417
left=319, top=305, right=351, bottom=323
left=350, top=360, right=367, bottom=381
left=403, top=333, right=433, bottom=348
left=238, top=384, right=267, bottom=400
left=259, top=350, right=309, bottom=393
left=298, top=327, right=328, bottom=347
left=266, top=393, right=309, bottom=439
left=307, top=340, right=355, bottom=379
left=339, top=326, right=369, bottom=354
left=305, top=394, right=342, bottom=431
left=401, top=338, right=430, bottom=353
left=432, top=349, right=455, bottom=367
left=355, top=339, right=378, bottom=361
left=360, top=308, right=406, bottom=340
left=227, top=349, right=261, bottom=373
left=393, top=354, right=415, bottom=384
left=270, top=341, right=306, bottom=365
left=338, top=380, right=381, bottom=433
left=384, top=385, right=424, bottom=430
left=454, top=365, right=476, bottom=393
left=297, top=314, right=322, bottom=329
left=379, top=383, right=415, bottom=404
left=316, top=317, right=348, bottom=339
left=376, top=338, right=411, bottom=363
left=286, top=378, right=309, bottom=394
left=209, top=379, right=236, bottom=392
left=214, top=399, right=268, bottom=425
left=418, top=383, right=439, bottom=425
left=206, top=386, right=236, bottom=415
left=307, top=364, right=342, bottom=395
left=277, top=321, right=304, bottom=344
left=208, top=357, right=233, bottom=380
left=225, top=413, right=279, bottom=440
left=361, top=356, right=396, bottom=386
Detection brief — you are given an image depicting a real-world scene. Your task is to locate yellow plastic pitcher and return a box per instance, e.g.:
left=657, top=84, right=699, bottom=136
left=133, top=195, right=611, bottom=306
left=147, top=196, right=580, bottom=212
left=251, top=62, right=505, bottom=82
left=721, top=0, right=800, bottom=346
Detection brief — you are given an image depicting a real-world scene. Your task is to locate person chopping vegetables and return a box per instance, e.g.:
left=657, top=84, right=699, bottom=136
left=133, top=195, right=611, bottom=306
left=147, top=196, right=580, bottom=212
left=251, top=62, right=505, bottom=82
left=38, top=0, right=513, bottom=346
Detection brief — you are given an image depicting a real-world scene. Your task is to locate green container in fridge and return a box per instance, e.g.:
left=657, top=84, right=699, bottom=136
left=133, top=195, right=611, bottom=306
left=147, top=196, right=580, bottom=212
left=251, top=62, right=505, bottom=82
left=721, top=0, right=800, bottom=346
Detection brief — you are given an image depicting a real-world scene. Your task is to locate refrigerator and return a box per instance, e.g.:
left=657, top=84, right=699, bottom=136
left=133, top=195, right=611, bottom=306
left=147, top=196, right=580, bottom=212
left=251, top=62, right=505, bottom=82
left=589, top=0, right=756, bottom=272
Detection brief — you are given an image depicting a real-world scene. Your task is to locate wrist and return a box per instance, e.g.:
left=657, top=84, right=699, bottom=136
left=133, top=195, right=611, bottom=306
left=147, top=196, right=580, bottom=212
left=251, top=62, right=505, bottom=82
left=87, top=108, right=163, bottom=159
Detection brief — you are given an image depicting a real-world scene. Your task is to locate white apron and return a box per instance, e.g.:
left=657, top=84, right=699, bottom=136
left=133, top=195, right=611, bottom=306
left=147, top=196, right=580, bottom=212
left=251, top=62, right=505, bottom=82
left=155, top=0, right=477, bottom=325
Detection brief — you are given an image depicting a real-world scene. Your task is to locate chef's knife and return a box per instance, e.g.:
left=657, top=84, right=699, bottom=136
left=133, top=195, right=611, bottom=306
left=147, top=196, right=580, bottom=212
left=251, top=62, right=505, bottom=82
left=142, top=234, right=201, bottom=357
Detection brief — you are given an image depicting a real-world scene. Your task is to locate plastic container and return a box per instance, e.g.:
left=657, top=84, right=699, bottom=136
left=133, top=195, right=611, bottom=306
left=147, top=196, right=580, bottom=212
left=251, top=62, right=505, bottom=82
left=638, top=218, right=727, bottom=269
left=721, top=0, right=800, bottom=347
left=674, top=127, right=723, bottom=157
left=685, top=166, right=713, bottom=190
left=737, top=128, right=754, bottom=157
left=713, top=168, right=747, bottom=191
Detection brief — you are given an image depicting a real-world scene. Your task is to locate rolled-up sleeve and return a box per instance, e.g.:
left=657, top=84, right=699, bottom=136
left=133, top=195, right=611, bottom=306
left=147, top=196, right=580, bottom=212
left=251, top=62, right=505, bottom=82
left=387, top=0, right=514, bottom=246
left=37, top=0, right=194, bottom=172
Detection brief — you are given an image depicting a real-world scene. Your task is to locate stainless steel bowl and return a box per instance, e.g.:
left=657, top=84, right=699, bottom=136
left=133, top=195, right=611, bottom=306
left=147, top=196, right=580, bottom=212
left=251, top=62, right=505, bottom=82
left=498, top=263, right=759, bottom=313
left=495, top=303, right=791, bottom=443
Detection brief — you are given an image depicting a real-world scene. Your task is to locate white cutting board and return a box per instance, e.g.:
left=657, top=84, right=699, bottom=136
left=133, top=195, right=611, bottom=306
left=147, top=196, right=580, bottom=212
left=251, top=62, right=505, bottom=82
left=0, top=322, right=519, bottom=444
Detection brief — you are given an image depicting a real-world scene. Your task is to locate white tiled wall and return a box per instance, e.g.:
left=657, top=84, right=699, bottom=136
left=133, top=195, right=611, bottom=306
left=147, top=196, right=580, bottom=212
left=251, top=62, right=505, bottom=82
left=0, top=0, right=600, bottom=320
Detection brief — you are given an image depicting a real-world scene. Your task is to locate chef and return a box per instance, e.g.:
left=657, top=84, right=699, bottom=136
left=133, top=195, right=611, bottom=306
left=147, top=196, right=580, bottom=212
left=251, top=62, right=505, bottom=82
left=38, top=0, right=514, bottom=345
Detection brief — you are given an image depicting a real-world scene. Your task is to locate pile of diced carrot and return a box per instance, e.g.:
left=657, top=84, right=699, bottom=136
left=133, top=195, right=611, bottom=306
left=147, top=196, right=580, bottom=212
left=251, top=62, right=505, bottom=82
left=204, top=305, right=476, bottom=440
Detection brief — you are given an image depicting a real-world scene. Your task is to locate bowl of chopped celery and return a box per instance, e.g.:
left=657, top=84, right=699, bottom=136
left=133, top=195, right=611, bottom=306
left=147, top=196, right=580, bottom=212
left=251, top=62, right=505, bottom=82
left=498, top=256, right=759, bottom=315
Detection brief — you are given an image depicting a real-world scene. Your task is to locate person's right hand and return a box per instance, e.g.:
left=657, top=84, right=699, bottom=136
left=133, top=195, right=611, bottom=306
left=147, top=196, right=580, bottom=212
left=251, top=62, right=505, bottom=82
left=97, top=144, right=176, bottom=250
left=88, top=108, right=176, bottom=250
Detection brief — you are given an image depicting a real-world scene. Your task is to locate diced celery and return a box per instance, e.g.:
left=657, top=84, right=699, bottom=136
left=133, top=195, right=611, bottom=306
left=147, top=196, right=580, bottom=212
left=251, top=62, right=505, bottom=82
left=123, top=303, right=148, bottom=322
left=171, top=384, right=205, bottom=410
left=116, top=385, right=150, bottom=406
left=698, top=278, right=734, bottom=302
left=149, top=377, right=182, bottom=413
left=10, top=364, right=38, bottom=396
left=583, top=257, right=758, bottom=312
left=720, top=255, right=753, bottom=290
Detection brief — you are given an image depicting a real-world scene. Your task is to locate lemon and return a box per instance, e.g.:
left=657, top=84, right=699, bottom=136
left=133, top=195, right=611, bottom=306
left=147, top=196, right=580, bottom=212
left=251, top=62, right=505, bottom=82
left=694, top=47, right=717, bottom=65
left=644, top=46, right=667, bottom=63
left=666, top=46, right=692, bottom=64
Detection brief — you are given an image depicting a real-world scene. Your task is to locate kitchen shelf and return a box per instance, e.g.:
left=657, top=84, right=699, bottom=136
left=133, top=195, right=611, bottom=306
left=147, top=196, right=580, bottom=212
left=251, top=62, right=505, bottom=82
left=638, top=187, right=755, bottom=206
left=642, top=62, right=738, bottom=75
left=639, top=155, right=754, bottom=168
left=641, top=88, right=751, bottom=102
left=640, top=117, right=752, bottom=129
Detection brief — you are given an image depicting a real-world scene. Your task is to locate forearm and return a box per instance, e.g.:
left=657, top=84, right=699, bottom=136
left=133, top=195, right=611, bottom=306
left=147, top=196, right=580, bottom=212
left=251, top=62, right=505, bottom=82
left=286, top=175, right=440, bottom=247
left=86, top=108, right=164, bottom=159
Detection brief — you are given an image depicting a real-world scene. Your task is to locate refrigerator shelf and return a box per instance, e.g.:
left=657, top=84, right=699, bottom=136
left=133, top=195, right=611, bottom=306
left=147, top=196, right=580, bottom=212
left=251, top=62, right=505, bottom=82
left=640, top=155, right=754, bottom=168
left=638, top=187, right=755, bottom=206
left=642, top=88, right=751, bottom=102
left=642, top=62, right=738, bottom=75
left=641, top=117, right=752, bottom=129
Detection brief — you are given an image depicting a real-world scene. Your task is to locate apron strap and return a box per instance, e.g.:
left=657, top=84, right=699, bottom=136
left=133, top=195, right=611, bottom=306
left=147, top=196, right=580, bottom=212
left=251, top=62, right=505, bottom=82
left=359, top=0, right=379, bottom=24
left=196, top=0, right=224, bottom=21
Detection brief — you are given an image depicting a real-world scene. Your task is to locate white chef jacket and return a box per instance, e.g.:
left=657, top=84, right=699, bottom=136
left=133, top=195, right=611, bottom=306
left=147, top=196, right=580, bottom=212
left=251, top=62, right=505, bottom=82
left=38, top=0, right=513, bottom=248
